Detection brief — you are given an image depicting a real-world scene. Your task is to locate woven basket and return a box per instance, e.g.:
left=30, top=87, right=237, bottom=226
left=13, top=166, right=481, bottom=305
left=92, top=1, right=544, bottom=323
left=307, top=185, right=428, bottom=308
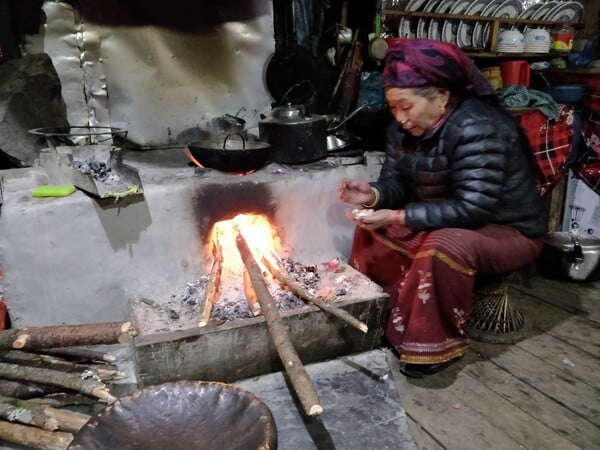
left=467, top=278, right=528, bottom=344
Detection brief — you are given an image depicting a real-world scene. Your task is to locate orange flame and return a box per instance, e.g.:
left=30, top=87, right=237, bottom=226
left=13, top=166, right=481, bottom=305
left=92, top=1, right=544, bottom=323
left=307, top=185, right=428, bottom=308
left=207, top=213, right=282, bottom=278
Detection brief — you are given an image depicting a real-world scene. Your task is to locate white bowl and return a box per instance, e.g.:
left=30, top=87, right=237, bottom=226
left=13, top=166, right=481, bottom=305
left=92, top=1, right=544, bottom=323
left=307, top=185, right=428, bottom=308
left=497, top=30, right=524, bottom=45
left=524, top=28, right=550, bottom=44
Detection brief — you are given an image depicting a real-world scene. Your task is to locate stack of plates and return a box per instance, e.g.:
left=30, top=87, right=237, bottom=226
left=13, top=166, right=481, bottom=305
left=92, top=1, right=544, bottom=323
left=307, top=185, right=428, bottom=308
left=495, top=42, right=524, bottom=53
left=523, top=41, right=550, bottom=54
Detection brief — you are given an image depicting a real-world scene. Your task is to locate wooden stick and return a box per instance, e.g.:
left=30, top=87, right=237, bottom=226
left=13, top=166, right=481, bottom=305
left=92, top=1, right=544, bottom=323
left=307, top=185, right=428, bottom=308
left=41, top=347, right=117, bottom=364
left=0, top=362, right=116, bottom=404
left=243, top=267, right=262, bottom=316
left=0, top=419, right=73, bottom=450
left=235, top=230, right=323, bottom=416
left=2, top=351, right=124, bottom=382
left=0, top=322, right=135, bottom=351
left=0, top=395, right=90, bottom=433
left=198, top=234, right=224, bottom=326
left=0, top=379, right=63, bottom=399
left=261, top=255, right=368, bottom=333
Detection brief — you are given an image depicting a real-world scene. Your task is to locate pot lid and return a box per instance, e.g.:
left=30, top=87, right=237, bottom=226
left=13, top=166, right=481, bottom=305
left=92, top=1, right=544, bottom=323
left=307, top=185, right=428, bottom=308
left=262, top=105, right=325, bottom=125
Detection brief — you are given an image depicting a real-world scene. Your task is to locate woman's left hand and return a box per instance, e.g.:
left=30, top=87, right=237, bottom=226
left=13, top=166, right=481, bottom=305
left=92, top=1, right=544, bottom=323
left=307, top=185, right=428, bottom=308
left=348, top=208, right=405, bottom=230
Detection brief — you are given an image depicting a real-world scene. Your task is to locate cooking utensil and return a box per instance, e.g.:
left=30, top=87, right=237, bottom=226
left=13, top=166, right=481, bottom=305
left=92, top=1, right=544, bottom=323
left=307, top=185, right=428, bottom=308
left=264, top=0, right=315, bottom=104
left=186, top=133, right=271, bottom=172
left=72, top=145, right=143, bottom=199
left=258, top=104, right=327, bottom=164
left=29, top=126, right=143, bottom=199
left=538, top=231, right=600, bottom=281
left=69, top=381, right=277, bottom=450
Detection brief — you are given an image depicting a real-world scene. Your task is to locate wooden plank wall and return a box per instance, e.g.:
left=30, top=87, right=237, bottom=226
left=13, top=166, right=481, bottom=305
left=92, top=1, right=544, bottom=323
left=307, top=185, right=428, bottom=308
left=581, top=0, right=599, bottom=37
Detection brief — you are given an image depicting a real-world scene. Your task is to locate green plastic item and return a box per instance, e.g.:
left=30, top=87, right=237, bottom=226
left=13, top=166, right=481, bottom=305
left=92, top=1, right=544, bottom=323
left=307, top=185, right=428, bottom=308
left=32, top=185, right=77, bottom=198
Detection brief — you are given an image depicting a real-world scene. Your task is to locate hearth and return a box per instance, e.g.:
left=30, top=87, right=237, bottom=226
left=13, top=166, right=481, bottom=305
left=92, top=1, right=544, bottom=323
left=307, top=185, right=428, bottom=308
left=130, top=194, right=389, bottom=387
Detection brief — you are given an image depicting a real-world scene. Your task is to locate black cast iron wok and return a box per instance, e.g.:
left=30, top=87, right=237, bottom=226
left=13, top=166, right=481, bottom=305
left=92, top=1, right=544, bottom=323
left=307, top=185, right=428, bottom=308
left=185, top=133, right=271, bottom=172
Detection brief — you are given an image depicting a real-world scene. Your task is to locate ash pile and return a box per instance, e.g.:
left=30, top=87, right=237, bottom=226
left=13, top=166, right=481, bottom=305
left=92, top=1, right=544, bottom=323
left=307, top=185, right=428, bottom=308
left=131, top=257, right=367, bottom=336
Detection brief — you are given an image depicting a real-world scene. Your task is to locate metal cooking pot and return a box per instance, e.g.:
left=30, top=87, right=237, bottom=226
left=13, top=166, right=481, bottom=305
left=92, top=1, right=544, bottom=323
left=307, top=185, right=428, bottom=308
left=186, top=133, right=270, bottom=173
left=538, top=232, right=600, bottom=281
left=258, top=104, right=327, bottom=164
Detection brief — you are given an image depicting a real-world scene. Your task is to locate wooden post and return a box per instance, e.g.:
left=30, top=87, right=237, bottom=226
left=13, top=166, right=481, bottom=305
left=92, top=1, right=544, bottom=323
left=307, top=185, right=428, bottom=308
left=261, top=256, right=368, bottom=333
left=198, top=234, right=224, bottom=326
left=0, top=322, right=135, bottom=351
left=235, top=231, right=323, bottom=416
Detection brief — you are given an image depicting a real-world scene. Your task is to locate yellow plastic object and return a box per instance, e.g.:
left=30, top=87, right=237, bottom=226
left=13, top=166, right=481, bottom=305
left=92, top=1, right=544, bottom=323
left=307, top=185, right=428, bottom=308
left=32, top=185, right=77, bottom=198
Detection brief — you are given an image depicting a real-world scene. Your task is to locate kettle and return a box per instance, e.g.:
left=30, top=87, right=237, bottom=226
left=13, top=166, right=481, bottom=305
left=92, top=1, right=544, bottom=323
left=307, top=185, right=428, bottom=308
left=258, top=104, right=327, bottom=164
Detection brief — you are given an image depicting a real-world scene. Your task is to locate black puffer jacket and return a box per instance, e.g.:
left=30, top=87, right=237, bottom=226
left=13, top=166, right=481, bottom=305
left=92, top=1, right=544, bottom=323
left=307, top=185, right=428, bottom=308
left=371, top=97, right=548, bottom=237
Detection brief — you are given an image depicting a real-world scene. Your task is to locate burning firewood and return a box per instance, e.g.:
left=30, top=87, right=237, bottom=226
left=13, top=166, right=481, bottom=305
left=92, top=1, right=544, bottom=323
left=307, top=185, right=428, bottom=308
left=243, top=268, right=262, bottom=316
left=261, top=255, right=368, bottom=334
left=198, top=233, right=224, bottom=326
left=235, top=230, right=323, bottom=416
left=0, top=420, right=73, bottom=450
left=0, top=322, right=135, bottom=351
left=0, top=362, right=116, bottom=404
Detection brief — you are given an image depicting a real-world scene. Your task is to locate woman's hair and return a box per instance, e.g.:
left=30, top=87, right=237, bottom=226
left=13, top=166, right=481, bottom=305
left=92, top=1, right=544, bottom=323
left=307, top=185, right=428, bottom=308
left=409, top=86, right=447, bottom=101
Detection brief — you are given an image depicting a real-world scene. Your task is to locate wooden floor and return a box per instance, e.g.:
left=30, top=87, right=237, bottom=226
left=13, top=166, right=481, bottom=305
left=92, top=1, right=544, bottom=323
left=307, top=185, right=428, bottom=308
left=389, top=273, right=600, bottom=450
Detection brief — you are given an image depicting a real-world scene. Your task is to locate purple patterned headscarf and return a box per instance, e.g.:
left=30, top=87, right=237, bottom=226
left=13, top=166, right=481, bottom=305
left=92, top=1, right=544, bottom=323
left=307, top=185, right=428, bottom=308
left=383, top=39, right=493, bottom=97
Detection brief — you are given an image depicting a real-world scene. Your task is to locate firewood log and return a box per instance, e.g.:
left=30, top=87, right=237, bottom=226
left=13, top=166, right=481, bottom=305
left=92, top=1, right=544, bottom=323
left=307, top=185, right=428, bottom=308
left=261, top=256, right=368, bottom=333
left=41, top=347, right=117, bottom=363
left=2, top=350, right=124, bottom=381
left=198, top=236, right=224, bottom=326
left=236, top=231, right=323, bottom=416
left=0, top=362, right=116, bottom=404
left=0, top=322, right=135, bottom=351
left=0, top=379, right=63, bottom=399
left=0, top=395, right=90, bottom=433
left=0, top=419, right=73, bottom=450
left=243, top=268, right=262, bottom=316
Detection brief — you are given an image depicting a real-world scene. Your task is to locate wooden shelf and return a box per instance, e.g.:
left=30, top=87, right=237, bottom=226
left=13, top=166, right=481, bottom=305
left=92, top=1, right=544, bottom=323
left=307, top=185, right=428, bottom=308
left=381, top=9, right=582, bottom=55
left=468, top=52, right=562, bottom=59
left=382, top=10, right=566, bottom=28
left=535, top=67, right=600, bottom=74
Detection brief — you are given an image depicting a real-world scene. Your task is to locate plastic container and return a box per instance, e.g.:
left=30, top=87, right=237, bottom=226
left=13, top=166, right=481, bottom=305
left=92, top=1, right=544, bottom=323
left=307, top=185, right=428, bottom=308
left=541, top=85, right=586, bottom=104
left=550, top=23, right=575, bottom=53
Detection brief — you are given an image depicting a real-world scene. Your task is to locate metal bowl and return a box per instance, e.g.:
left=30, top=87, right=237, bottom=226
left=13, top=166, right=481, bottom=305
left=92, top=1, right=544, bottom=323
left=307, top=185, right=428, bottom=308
left=538, top=232, right=600, bottom=282
left=69, top=381, right=277, bottom=450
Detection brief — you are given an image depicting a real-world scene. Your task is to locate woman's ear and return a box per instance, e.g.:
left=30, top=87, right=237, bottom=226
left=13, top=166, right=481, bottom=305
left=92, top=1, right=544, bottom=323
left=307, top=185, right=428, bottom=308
left=438, top=89, right=451, bottom=107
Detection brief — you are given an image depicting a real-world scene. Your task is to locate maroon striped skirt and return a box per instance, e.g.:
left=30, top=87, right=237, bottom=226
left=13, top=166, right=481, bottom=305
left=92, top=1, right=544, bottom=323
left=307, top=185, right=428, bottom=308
left=349, top=223, right=544, bottom=364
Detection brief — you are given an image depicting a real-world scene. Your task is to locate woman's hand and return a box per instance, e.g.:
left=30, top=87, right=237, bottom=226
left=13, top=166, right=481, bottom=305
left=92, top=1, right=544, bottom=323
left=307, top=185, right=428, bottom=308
left=346, top=208, right=405, bottom=230
left=337, top=179, right=373, bottom=206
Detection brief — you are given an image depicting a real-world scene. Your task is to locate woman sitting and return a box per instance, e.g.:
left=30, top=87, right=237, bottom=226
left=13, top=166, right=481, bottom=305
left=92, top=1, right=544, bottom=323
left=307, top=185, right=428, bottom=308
left=337, top=39, right=547, bottom=378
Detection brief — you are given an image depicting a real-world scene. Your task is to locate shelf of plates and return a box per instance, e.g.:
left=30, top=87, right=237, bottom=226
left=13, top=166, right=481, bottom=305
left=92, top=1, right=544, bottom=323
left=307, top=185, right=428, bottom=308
left=382, top=9, right=582, bottom=58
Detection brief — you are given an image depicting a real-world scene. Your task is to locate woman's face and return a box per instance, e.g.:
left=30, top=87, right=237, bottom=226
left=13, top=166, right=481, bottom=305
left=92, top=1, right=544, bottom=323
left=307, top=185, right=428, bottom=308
left=385, top=87, right=450, bottom=136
